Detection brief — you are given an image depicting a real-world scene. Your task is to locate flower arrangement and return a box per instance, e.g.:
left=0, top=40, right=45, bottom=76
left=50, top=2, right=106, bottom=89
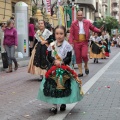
left=45, top=65, right=82, bottom=85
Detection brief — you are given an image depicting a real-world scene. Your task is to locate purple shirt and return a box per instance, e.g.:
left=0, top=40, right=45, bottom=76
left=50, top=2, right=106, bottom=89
left=3, top=27, right=18, bottom=46
left=29, top=24, right=35, bottom=37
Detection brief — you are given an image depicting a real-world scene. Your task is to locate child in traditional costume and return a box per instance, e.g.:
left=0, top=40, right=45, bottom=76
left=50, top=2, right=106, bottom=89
left=37, top=25, right=83, bottom=114
left=28, top=20, right=54, bottom=81
left=90, top=33, right=105, bottom=63
left=66, top=29, right=76, bottom=68
left=100, top=31, right=110, bottom=58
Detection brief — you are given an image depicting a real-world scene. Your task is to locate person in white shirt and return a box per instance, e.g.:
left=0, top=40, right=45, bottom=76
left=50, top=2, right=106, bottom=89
left=0, top=23, right=6, bottom=52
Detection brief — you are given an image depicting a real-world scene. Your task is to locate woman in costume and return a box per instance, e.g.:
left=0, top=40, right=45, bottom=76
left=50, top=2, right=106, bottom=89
left=90, top=33, right=105, bottom=63
left=66, top=29, right=76, bottom=68
left=100, top=31, right=110, bottom=58
left=112, top=35, right=118, bottom=47
left=37, top=25, right=83, bottom=114
left=28, top=20, right=54, bottom=81
left=105, top=31, right=111, bottom=53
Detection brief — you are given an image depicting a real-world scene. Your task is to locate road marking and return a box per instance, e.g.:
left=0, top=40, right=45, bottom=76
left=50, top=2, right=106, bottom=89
left=47, top=52, right=120, bottom=120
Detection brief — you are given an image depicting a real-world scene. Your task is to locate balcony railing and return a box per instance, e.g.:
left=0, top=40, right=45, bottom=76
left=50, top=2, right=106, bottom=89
left=75, top=0, right=96, bottom=9
left=112, top=7, right=119, bottom=12
left=102, top=2, right=108, bottom=7
left=95, top=12, right=102, bottom=18
left=112, top=0, right=119, bottom=4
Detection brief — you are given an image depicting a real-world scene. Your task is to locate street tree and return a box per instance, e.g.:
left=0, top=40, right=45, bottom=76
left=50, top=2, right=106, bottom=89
left=93, top=16, right=119, bottom=34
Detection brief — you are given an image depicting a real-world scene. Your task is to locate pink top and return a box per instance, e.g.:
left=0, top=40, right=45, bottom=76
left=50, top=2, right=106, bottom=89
left=29, top=23, right=35, bottom=37
left=69, top=19, right=101, bottom=44
left=3, top=27, right=18, bottom=46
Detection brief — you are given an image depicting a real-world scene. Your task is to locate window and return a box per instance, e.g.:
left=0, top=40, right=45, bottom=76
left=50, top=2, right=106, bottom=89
left=12, top=2, right=16, bottom=15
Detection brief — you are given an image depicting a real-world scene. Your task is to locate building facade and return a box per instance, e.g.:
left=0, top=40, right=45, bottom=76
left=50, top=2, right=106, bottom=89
left=0, top=0, right=32, bottom=22
left=111, top=0, right=119, bottom=21
left=95, top=0, right=102, bottom=20
left=74, top=0, right=96, bottom=22
left=101, top=0, right=120, bottom=23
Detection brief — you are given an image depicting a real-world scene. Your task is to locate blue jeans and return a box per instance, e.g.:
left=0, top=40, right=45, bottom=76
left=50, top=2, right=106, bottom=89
left=5, top=45, right=17, bottom=65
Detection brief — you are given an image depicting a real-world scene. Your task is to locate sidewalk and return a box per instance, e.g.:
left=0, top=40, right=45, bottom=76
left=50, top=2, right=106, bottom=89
left=0, top=56, right=30, bottom=72
left=63, top=52, right=120, bottom=120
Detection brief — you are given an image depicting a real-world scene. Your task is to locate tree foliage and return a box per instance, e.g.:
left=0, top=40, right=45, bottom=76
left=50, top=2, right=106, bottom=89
left=93, top=16, right=119, bottom=34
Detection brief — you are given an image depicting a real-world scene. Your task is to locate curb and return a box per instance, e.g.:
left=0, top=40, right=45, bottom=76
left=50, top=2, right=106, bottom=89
left=0, top=57, right=30, bottom=72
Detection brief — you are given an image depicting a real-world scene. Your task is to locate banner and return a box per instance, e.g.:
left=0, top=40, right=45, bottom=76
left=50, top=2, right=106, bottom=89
left=44, top=0, right=51, bottom=15
left=72, top=6, right=77, bottom=21
left=59, top=6, right=65, bottom=26
left=111, top=29, right=117, bottom=35
left=72, top=6, right=74, bottom=21
left=74, top=6, right=77, bottom=21
left=65, top=6, right=72, bottom=28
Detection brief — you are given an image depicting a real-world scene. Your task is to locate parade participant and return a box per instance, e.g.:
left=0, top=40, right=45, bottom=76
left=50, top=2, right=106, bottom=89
left=105, top=31, right=111, bottom=52
left=111, top=35, right=117, bottom=47
left=37, top=25, right=83, bottom=114
left=3, top=19, right=18, bottom=73
left=89, top=32, right=95, bottom=43
left=90, top=33, right=105, bottom=63
left=0, top=23, right=6, bottom=52
left=117, top=34, right=120, bottom=47
left=69, top=10, right=103, bottom=77
left=100, top=31, right=109, bottom=58
left=66, top=29, right=76, bottom=68
left=28, top=20, right=54, bottom=81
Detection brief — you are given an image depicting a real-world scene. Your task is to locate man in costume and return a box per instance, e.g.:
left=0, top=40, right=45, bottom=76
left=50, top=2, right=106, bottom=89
left=69, top=10, right=103, bottom=77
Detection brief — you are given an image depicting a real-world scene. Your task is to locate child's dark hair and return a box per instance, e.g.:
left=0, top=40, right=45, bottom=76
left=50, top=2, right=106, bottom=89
left=38, top=20, right=46, bottom=26
left=67, top=29, right=70, bottom=33
left=54, top=25, right=66, bottom=36
left=10, top=16, right=15, bottom=20
left=29, top=17, right=35, bottom=24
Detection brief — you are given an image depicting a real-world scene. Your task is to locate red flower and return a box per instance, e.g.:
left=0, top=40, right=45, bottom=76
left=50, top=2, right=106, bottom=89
left=45, top=64, right=79, bottom=79
left=45, top=72, right=49, bottom=78
left=61, top=65, right=67, bottom=70
left=51, top=66, right=57, bottom=71
left=46, top=50, right=48, bottom=55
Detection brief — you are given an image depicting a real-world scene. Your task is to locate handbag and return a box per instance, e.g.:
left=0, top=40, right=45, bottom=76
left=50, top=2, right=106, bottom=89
left=1, top=52, right=8, bottom=68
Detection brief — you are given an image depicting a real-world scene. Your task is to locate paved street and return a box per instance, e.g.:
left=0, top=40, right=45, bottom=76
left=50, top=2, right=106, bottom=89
left=0, top=47, right=120, bottom=120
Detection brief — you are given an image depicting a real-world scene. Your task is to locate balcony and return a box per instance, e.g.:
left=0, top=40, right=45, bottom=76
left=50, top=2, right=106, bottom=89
left=75, top=0, right=96, bottom=10
left=112, top=7, right=119, bottom=12
left=112, top=0, right=119, bottom=4
left=102, top=0, right=108, bottom=7
left=114, top=15, right=119, bottom=21
left=95, top=12, right=102, bottom=18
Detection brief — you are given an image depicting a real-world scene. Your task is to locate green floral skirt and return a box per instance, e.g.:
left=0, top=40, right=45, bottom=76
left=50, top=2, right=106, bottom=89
left=37, top=77, right=83, bottom=104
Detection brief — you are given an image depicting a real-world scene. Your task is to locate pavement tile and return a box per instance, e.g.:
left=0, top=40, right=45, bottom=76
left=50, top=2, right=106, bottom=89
left=65, top=51, right=120, bottom=120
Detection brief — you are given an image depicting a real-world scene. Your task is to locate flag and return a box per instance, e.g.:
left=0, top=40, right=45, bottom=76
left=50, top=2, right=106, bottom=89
left=43, top=0, right=51, bottom=15
left=74, top=6, right=77, bottom=21
left=72, top=6, right=77, bottom=21
left=59, top=6, right=65, bottom=26
left=65, top=6, right=72, bottom=28
left=57, top=0, right=61, bottom=25
left=72, top=6, right=74, bottom=21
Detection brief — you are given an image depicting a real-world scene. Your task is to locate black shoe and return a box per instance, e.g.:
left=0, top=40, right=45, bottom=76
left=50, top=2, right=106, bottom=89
left=96, top=60, right=98, bottom=63
left=50, top=107, right=57, bottom=114
left=78, top=74, right=83, bottom=77
left=60, top=104, right=66, bottom=111
left=94, top=59, right=96, bottom=63
left=39, top=76, right=43, bottom=81
left=39, top=78, right=42, bottom=81
left=85, top=69, right=89, bottom=75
